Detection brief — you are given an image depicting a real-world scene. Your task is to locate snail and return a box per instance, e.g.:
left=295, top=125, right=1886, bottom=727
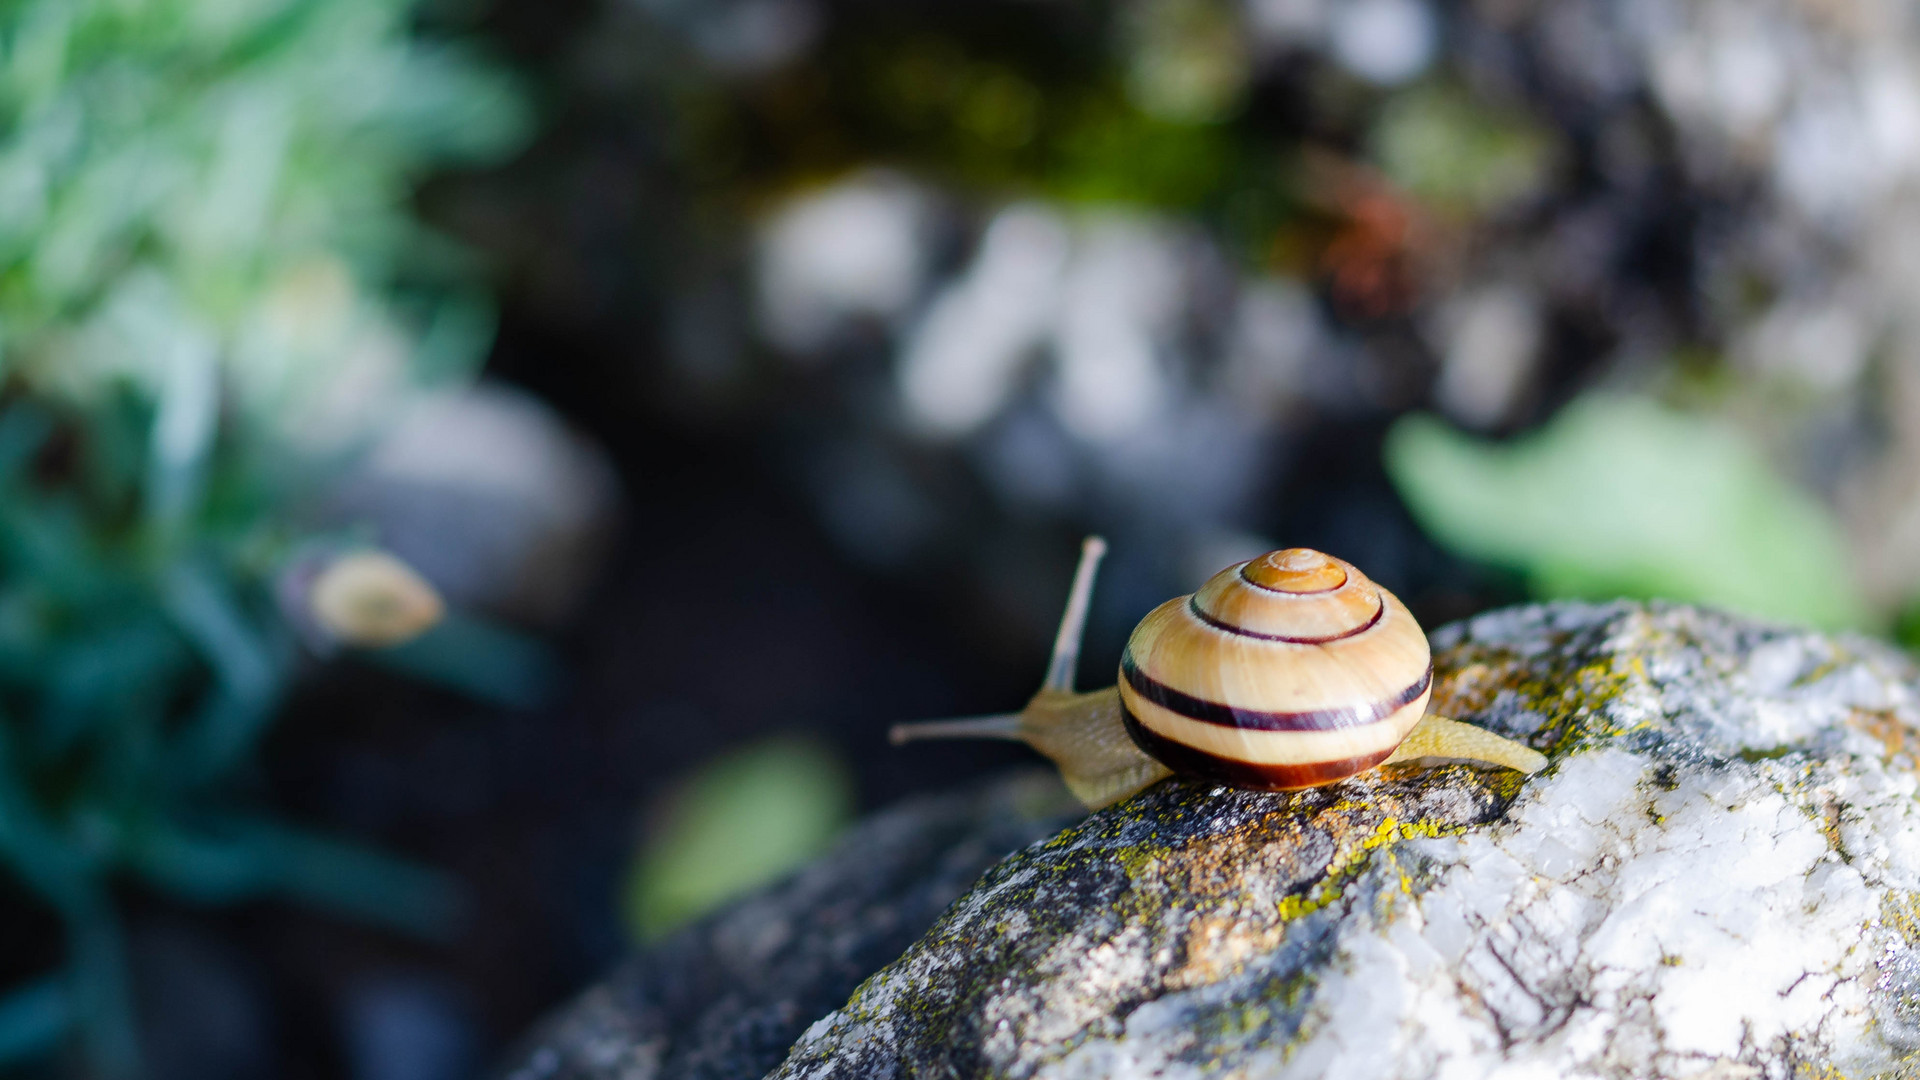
left=891, top=538, right=1545, bottom=809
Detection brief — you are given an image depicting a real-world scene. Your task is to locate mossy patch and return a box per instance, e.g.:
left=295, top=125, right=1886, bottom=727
left=791, top=759, right=1527, bottom=1078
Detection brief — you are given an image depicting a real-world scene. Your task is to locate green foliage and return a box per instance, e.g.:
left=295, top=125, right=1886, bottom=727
left=848, top=33, right=1242, bottom=211
left=1044, top=95, right=1240, bottom=210
left=0, top=1, right=524, bottom=1075
left=1117, top=0, right=1249, bottom=125
left=1369, top=85, right=1553, bottom=216
left=372, top=613, right=558, bottom=709
left=1385, top=395, right=1869, bottom=630
left=623, top=737, right=854, bottom=941
left=1893, top=599, right=1920, bottom=654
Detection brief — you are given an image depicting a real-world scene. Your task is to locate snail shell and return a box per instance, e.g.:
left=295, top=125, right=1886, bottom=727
left=1118, top=548, right=1431, bottom=791
left=307, top=550, right=446, bottom=648
left=890, top=539, right=1542, bottom=810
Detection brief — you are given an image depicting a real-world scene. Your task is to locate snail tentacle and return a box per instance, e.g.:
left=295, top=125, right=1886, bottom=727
left=886, top=536, right=1107, bottom=747
left=888, top=713, right=1026, bottom=745
left=1020, top=536, right=1170, bottom=807
left=885, top=536, right=1111, bottom=746
left=887, top=536, right=1173, bottom=808
left=1042, top=536, right=1108, bottom=693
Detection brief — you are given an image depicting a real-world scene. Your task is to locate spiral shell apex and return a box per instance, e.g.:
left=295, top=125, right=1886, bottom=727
left=1117, top=548, right=1432, bottom=791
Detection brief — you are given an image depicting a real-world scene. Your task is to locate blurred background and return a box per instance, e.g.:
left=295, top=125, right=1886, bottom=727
left=5, top=0, right=1920, bottom=1077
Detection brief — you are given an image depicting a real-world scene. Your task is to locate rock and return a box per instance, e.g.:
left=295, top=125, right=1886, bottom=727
left=503, top=601, right=1920, bottom=1079
left=342, top=973, right=479, bottom=1080
left=495, top=773, right=1079, bottom=1080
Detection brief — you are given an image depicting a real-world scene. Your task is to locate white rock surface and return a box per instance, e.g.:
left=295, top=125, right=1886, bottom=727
left=768, top=602, right=1920, bottom=1080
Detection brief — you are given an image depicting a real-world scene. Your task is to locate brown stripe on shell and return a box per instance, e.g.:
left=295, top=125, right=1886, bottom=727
left=1188, top=553, right=1385, bottom=643
left=1186, top=594, right=1384, bottom=645
left=1238, top=559, right=1347, bottom=594
left=1121, top=706, right=1398, bottom=790
left=1120, top=653, right=1432, bottom=732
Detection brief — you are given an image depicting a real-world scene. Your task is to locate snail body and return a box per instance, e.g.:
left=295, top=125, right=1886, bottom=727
left=892, top=539, right=1545, bottom=809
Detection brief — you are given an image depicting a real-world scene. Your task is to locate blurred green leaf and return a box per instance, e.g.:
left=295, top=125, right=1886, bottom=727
left=624, top=737, right=855, bottom=941
left=1385, top=394, right=1869, bottom=630
left=1896, top=601, right=1920, bottom=653
left=161, top=560, right=284, bottom=780
left=126, top=816, right=465, bottom=940
left=368, top=613, right=557, bottom=709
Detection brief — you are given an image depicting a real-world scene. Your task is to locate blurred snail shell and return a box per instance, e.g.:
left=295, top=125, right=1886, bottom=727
left=307, top=549, right=446, bottom=648
left=892, top=539, right=1545, bottom=809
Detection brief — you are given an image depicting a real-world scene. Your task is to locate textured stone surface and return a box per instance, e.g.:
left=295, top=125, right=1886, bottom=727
left=506, top=601, right=1920, bottom=1079
left=495, top=773, right=1077, bottom=1080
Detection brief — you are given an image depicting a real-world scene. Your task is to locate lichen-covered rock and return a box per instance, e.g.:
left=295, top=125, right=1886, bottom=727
left=507, top=601, right=1920, bottom=1079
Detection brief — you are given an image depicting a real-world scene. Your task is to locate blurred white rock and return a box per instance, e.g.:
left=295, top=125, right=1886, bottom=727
left=1735, top=293, right=1870, bottom=394
left=756, top=172, right=931, bottom=356
left=1328, top=0, right=1436, bottom=86
left=1244, top=0, right=1326, bottom=50
left=1433, top=283, right=1543, bottom=430
left=710, top=0, right=1920, bottom=621
left=1222, top=277, right=1320, bottom=418
left=1052, top=216, right=1184, bottom=444
left=898, top=204, right=1070, bottom=436
left=324, top=381, right=622, bottom=629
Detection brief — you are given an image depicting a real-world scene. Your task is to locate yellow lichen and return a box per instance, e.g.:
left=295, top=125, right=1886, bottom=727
left=1879, top=892, right=1920, bottom=950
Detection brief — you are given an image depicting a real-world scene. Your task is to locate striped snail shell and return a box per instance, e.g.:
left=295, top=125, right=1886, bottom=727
left=890, top=539, right=1543, bottom=810
left=1118, top=548, right=1431, bottom=792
